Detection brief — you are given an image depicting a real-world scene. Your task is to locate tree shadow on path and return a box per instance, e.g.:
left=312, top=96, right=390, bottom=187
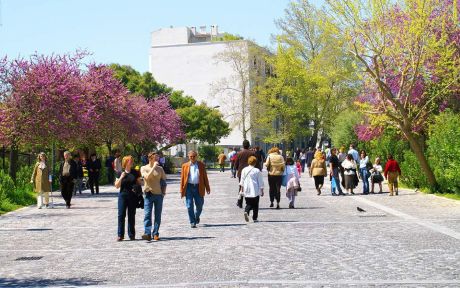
left=0, top=277, right=104, bottom=287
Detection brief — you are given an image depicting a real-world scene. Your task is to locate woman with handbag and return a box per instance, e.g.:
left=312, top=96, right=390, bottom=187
left=310, top=151, right=327, bottom=195
left=284, top=157, right=300, bottom=209
left=370, top=157, right=384, bottom=193
left=341, top=154, right=357, bottom=195
left=31, top=152, right=51, bottom=209
left=115, top=155, right=142, bottom=241
left=265, top=147, right=285, bottom=209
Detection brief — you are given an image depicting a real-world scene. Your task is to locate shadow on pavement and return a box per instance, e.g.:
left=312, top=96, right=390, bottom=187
left=202, top=223, right=246, bottom=228
left=259, top=220, right=299, bottom=223
left=259, top=207, right=324, bottom=210
left=153, top=236, right=215, bottom=242
left=0, top=277, right=104, bottom=287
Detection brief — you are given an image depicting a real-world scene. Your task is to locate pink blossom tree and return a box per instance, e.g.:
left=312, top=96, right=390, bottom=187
left=327, top=0, right=460, bottom=187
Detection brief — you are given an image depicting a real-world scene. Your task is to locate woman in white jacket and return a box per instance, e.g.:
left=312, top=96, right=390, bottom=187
left=240, top=156, right=264, bottom=222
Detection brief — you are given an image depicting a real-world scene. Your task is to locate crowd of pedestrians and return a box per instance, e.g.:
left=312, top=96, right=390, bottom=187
left=29, top=141, right=402, bottom=241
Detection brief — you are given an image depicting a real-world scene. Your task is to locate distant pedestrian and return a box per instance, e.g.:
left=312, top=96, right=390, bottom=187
left=310, top=151, right=327, bottom=195
left=348, top=144, right=359, bottom=162
left=217, top=151, right=227, bottom=172
left=180, top=151, right=210, bottom=228
left=305, top=147, right=315, bottom=177
left=384, top=154, right=401, bottom=196
left=141, top=151, right=166, bottom=241
left=295, top=160, right=302, bottom=175
left=370, top=157, right=384, bottom=193
left=294, top=147, right=301, bottom=161
left=329, top=148, right=344, bottom=196
left=284, top=157, right=300, bottom=208
left=240, top=156, right=264, bottom=222
left=87, top=153, right=101, bottom=195
left=58, top=151, right=77, bottom=208
left=234, top=140, right=256, bottom=208
left=228, top=148, right=237, bottom=178
left=338, top=146, right=347, bottom=188
left=159, top=152, right=166, bottom=168
left=31, top=152, right=51, bottom=209
left=73, top=154, right=84, bottom=195
left=299, top=149, right=306, bottom=172
left=342, top=154, right=358, bottom=195
left=113, top=151, right=122, bottom=178
left=358, top=150, right=371, bottom=195
left=105, top=154, right=115, bottom=185
left=254, top=146, right=265, bottom=171
left=265, top=147, right=285, bottom=209
left=115, top=155, right=142, bottom=241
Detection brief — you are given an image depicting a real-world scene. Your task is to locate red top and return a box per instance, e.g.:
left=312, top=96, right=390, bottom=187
left=384, top=159, right=401, bottom=178
left=296, top=162, right=301, bottom=174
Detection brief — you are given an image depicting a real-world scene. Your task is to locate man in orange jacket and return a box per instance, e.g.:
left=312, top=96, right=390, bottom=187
left=180, top=150, right=211, bottom=228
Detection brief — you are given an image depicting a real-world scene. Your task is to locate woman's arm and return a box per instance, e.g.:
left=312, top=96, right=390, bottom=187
left=114, top=172, right=126, bottom=189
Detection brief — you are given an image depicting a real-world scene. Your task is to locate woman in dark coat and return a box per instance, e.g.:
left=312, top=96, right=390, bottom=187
left=59, top=151, right=77, bottom=208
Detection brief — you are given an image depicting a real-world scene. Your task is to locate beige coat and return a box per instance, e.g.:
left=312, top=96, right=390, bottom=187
left=265, top=153, right=285, bottom=176
left=310, top=159, right=327, bottom=177
left=31, top=162, right=51, bottom=193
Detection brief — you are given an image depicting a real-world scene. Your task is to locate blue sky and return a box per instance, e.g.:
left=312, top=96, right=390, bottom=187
left=0, top=0, right=323, bottom=73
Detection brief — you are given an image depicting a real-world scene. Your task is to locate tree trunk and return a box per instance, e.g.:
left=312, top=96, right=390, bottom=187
left=8, top=145, right=18, bottom=182
left=106, top=140, right=112, bottom=156
left=405, top=131, right=438, bottom=189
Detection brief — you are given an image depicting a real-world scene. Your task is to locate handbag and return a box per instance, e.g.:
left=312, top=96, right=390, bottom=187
left=132, top=184, right=144, bottom=209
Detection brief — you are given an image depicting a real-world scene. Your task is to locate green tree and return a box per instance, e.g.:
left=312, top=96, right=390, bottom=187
left=177, top=104, right=231, bottom=144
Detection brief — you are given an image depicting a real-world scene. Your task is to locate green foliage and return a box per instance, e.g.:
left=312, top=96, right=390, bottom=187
left=427, top=111, right=460, bottom=194
left=177, top=104, right=231, bottom=144
left=0, top=166, right=35, bottom=214
left=360, top=128, right=409, bottom=165
left=329, top=110, right=360, bottom=148
left=212, top=33, right=244, bottom=42
left=400, top=150, right=429, bottom=189
left=163, top=156, right=176, bottom=174
left=198, top=145, right=220, bottom=166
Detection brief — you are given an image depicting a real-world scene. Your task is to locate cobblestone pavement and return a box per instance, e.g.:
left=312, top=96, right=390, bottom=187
left=0, top=169, right=459, bottom=287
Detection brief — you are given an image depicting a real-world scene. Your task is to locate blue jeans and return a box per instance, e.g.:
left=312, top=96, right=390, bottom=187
left=118, top=192, right=137, bottom=238
left=359, top=168, right=370, bottom=194
left=144, top=193, right=164, bottom=236
left=186, top=183, right=204, bottom=225
left=331, top=168, right=343, bottom=194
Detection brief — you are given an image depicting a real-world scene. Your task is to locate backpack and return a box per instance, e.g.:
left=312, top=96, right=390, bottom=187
left=230, top=154, right=238, bottom=162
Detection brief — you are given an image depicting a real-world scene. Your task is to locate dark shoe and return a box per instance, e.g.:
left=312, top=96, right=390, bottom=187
left=332, top=193, right=337, bottom=196
left=339, top=192, right=345, bottom=196
left=253, top=219, right=259, bottom=223
left=276, top=204, right=280, bottom=209
left=141, top=234, right=151, bottom=241
left=117, top=236, right=124, bottom=241
left=191, top=224, right=197, bottom=228
left=269, top=202, right=274, bottom=208
left=350, top=191, right=355, bottom=195
left=317, top=189, right=321, bottom=195
left=244, top=212, right=249, bottom=222
left=195, top=217, right=200, bottom=224
left=129, top=236, right=135, bottom=241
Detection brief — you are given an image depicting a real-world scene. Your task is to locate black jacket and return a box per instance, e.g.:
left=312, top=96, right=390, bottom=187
left=59, top=160, right=78, bottom=183
left=87, top=159, right=102, bottom=175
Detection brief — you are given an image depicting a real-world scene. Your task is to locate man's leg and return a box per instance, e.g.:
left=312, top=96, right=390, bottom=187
left=185, top=185, right=196, bottom=225
left=152, top=194, right=164, bottom=237
left=95, top=173, right=100, bottom=194
left=143, top=193, right=153, bottom=236
left=253, top=196, right=260, bottom=220
left=194, top=186, right=204, bottom=222
left=89, top=174, right=95, bottom=194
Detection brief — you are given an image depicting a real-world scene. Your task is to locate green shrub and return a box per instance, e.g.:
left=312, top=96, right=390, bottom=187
left=0, top=166, right=35, bottom=214
left=427, top=111, right=460, bottom=194
left=400, top=150, right=429, bottom=189
left=198, top=145, right=220, bottom=167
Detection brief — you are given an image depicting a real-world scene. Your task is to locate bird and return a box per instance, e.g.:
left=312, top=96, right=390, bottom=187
left=357, top=207, right=366, bottom=212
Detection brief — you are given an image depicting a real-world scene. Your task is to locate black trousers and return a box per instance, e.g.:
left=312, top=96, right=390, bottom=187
left=268, top=175, right=282, bottom=203
left=118, top=192, right=137, bottom=238
left=60, top=176, right=74, bottom=206
left=107, top=167, right=114, bottom=184
left=245, top=196, right=260, bottom=220
left=313, top=176, right=325, bottom=189
left=89, top=172, right=100, bottom=194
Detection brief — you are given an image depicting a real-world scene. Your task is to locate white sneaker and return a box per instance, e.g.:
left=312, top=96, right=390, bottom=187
left=244, top=212, right=249, bottom=222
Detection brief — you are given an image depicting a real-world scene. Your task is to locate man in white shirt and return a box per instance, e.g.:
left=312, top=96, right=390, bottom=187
left=180, top=151, right=210, bottom=228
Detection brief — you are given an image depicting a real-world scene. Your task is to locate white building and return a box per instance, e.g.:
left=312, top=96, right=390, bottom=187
left=149, top=25, right=254, bottom=149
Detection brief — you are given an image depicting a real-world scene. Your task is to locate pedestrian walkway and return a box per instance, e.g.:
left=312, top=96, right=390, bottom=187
left=0, top=170, right=459, bottom=287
